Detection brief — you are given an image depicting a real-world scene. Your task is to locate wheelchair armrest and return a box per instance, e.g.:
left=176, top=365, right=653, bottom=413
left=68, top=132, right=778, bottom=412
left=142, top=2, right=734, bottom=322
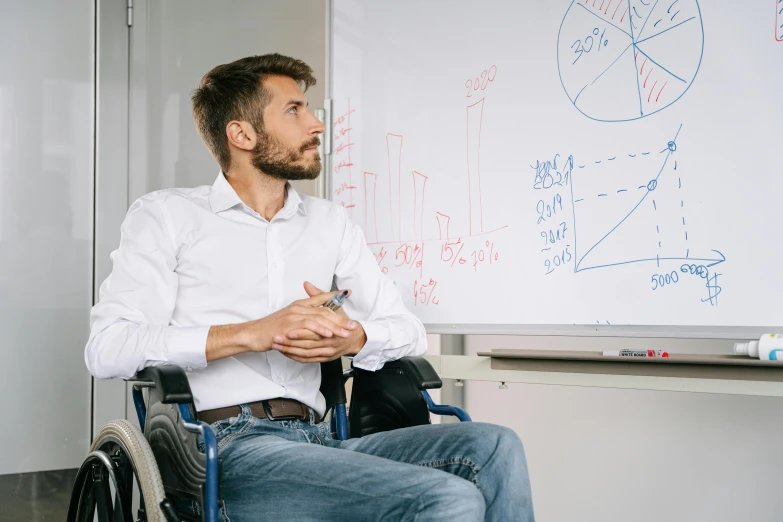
left=380, top=357, right=442, bottom=390
left=132, top=366, right=194, bottom=404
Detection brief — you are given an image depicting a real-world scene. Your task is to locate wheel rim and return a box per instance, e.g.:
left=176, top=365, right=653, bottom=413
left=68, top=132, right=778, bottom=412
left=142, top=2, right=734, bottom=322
left=68, top=433, right=155, bottom=522
left=100, top=436, right=142, bottom=520
left=67, top=449, right=133, bottom=522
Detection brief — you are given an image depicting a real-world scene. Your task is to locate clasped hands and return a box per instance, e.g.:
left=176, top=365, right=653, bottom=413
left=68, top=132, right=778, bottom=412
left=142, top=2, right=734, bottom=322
left=263, top=281, right=366, bottom=363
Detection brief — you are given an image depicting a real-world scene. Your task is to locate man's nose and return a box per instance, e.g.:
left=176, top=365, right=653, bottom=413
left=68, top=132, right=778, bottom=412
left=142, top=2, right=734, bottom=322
left=308, top=110, right=326, bottom=135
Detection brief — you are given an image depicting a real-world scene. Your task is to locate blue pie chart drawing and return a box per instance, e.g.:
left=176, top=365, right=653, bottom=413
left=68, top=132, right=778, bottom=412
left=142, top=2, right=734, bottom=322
left=558, top=0, right=704, bottom=122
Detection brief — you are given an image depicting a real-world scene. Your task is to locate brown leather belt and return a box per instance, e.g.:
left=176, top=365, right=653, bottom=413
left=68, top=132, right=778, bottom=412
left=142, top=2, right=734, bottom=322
left=198, top=398, right=319, bottom=425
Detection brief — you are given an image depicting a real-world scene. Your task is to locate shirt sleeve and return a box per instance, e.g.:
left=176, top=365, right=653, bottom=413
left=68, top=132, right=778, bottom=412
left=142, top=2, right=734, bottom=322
left=333, top=208, right=427, bottom=371
left=84, top=197, right=209, bottom=380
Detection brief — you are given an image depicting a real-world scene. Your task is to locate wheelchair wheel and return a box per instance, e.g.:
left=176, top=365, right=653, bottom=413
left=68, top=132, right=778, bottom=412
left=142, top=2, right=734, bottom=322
left=68, top=419, right=168, bottom=522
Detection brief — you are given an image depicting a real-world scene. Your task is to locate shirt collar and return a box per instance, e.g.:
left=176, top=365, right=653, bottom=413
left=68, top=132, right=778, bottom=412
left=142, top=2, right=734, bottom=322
left=209, top=171, right=243, bottom=213
left=282, top=183, right=307, bottom=218
left=209, top=171, right=307, bottom=217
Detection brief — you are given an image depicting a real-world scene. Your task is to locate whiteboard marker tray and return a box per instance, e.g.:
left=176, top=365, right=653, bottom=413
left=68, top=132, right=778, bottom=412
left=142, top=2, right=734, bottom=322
left=477, top=350, right=783, bottom=382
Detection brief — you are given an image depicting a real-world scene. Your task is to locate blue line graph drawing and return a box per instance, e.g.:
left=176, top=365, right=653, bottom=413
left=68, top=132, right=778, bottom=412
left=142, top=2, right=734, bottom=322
left=557, top=0, right=704, bottom=122
left=570, top=124, right=724, bottom=275
left=778, top=0, right=783, bottom=42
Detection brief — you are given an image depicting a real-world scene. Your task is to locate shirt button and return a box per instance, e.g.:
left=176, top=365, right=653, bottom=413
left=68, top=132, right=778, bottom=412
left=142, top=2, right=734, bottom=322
left=271, top=262, right=278, bottom=269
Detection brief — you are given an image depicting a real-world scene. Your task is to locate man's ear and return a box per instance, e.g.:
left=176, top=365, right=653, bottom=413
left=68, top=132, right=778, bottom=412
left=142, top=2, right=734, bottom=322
left=226, top=120, right=257, bottom=152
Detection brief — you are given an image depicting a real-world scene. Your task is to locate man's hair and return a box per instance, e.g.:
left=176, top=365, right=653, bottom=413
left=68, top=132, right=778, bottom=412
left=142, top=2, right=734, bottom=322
left=191, top=53, right=317, bottom=172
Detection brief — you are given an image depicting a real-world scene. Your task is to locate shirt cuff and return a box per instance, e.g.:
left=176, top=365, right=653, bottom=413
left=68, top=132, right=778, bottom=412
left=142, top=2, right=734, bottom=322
left=352, top=320, right=389, bottom=372
left=165, top=326, right=210, bottom=371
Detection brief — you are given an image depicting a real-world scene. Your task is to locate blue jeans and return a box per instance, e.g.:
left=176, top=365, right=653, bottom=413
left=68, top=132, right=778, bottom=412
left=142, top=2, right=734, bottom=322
left=195, top=404, right=534, bottom=521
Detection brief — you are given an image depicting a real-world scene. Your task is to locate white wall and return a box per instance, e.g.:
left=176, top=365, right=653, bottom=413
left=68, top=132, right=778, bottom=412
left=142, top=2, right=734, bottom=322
left=465, top=335, right=783, bottom=522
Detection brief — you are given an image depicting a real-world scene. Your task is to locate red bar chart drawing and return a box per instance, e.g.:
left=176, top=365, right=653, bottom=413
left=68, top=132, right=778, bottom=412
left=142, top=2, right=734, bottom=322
left=412, top=171, right=428, bottom=240
left=357, top=96, right=505, bottom=253
left=363, top=172, right=378, bottom=243
left=466, top=99, right=485, bottom=235
left=436, top=212, right=451, bottom=241
left=386, top=133, right=403, bottom=241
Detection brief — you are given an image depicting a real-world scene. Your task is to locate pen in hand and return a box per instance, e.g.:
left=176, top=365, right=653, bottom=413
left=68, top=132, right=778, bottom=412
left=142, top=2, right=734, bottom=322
left=323, top=289, right=349, bottom=312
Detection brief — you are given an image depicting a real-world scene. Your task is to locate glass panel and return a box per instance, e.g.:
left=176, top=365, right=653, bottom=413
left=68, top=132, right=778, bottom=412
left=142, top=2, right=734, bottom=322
left=130, top=0, right=326, bottom=201
left=0, top=0, right=94, bottom=488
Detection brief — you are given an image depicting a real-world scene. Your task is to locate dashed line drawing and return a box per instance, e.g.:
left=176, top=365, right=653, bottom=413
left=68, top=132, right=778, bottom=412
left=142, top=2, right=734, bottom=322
left=570, top=124, right=725, bottom=273
left=777, top=0, right=783, bottom=42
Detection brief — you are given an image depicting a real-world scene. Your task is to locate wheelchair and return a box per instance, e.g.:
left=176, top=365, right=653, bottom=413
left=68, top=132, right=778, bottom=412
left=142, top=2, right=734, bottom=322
left=67, top=356, right=471, bottom=521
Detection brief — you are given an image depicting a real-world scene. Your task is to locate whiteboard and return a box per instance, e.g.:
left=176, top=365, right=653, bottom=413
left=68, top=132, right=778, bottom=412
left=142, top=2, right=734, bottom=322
left=330, top=0, right=783, bottom=333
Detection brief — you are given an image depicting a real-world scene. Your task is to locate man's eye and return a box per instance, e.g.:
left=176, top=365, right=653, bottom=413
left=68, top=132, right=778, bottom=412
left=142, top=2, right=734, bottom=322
left=288, top=106, right=298, bottom=114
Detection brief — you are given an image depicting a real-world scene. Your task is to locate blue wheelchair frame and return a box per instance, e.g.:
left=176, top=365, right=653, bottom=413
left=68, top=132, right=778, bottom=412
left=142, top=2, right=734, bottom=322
left=131, top=367, right=470, bottom=522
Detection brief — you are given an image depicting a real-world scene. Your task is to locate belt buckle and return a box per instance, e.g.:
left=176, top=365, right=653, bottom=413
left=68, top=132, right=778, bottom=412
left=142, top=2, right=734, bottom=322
left=262, top=400, right=302, bottom=421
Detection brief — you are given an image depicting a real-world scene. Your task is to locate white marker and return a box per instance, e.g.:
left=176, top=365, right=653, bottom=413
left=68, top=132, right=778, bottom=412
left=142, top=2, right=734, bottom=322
left=602, top=349, right=669, bottom=358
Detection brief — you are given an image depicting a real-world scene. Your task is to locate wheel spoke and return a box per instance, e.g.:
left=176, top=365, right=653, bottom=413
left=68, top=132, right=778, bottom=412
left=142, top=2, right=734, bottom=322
left=113, top=452, right=135, bottom=521
left=92, top=462, right=115, bottom=522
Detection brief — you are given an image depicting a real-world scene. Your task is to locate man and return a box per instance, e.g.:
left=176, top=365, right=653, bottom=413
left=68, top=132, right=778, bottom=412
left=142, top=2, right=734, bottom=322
left=86, top=53, right=534, bottom=521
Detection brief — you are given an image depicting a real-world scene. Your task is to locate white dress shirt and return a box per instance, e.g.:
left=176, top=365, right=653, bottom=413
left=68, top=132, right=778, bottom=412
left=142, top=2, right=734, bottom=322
left=85, top=172, right=427, bottom=415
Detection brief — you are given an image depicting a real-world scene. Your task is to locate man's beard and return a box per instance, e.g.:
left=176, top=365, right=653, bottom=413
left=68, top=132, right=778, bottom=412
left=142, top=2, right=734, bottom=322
left=251, top=133, right=322, bottom=181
